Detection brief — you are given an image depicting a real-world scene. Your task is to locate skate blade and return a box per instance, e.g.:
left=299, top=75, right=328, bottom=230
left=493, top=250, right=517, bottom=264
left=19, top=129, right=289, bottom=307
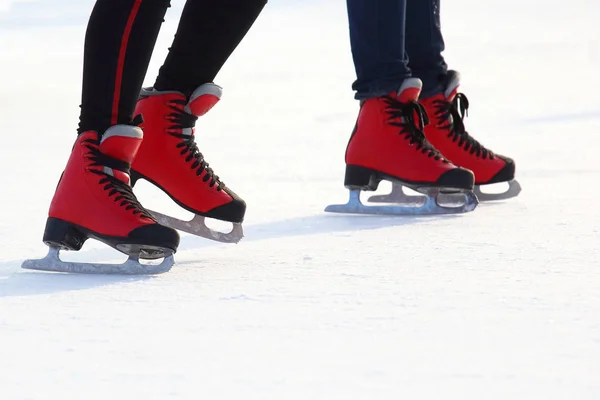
left=148, top=209, right=243, bottom=244
left=325, top=189, right=478, bottom=216
left=21, top=247, right=174, bottom=275
left=368, top=180, right=521, bottom=203
left=474, top=180, right=521, bottom=201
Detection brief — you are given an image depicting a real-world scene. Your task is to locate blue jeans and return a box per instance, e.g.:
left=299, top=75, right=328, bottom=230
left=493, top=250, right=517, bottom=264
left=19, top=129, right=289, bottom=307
left=346, top=0, right=448, bottom=100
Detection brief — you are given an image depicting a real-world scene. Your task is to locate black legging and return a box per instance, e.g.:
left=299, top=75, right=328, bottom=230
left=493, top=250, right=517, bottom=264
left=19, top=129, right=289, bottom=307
left=77, top=0, right=267, bottom=135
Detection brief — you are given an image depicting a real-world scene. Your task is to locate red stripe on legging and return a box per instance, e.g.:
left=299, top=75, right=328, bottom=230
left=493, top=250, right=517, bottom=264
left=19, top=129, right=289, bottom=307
left=111, top=0, right=143, bottom=125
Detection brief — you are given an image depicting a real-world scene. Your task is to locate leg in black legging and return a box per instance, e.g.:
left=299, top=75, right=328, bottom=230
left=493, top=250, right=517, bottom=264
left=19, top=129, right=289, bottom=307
left=153, top=0, right=267, bottom=98
left=77, top=0, right=171, bottom=135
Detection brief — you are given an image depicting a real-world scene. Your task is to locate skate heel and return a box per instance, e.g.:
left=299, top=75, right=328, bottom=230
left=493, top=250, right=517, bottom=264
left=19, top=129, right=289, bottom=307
left=42, top=217, right=88, bottom=251
left=344, top=165, right=380, bottom=191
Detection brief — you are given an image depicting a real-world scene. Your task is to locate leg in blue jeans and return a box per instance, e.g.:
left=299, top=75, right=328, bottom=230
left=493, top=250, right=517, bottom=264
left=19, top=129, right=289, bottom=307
left=345, top=0, right=411, bottom=100
left=405, top=0, right=448, bottom=97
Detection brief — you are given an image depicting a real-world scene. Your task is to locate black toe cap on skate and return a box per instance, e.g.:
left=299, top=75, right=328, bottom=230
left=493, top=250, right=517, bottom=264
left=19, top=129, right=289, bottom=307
left=436, top=168, right=475, bottom=191
left=205, top=188, right=247, bottom=223
left=487, top=156, right=516, bottom=184
left=128, top=223, right=180, bottom=253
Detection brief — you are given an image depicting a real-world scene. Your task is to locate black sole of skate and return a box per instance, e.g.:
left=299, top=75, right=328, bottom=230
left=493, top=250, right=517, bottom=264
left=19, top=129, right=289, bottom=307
left=344, top=164, right=474, bottom=195
left=42, top=217, right=177, bottom=260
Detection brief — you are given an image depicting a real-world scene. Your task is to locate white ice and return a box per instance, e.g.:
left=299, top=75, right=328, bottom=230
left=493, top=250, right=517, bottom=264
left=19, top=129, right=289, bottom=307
left=1, top=0, right=599, bottom=399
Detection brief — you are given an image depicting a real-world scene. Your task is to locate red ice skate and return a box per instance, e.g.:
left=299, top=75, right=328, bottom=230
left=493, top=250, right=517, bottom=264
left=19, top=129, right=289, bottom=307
left=370, top=71, right=521, bottom=203
left=131, top=83, right=245, bottom=243
left=325, top=78, right=478, bottom=215
left=22, top=126, right=180, bottom=274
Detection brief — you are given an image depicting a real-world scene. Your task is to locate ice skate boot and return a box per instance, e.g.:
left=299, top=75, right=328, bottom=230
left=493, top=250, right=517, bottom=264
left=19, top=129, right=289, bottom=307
left=325, top=78, right=478, bottom=215
left=22, top=125, right=180, bottom=274
left=369, top=71, right=521, bottom=204
left=131, top=83, right=244, bottom=243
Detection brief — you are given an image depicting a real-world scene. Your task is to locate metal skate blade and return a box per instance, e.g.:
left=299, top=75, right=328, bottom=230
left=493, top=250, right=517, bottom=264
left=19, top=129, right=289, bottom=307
left=367, top=184, right=426, bottom=205
left=148, top=209, right=243, bottom=244
left=474, top=180, right=522, bottom=201
left=369, top=180, right=522, bottom=203
left=21, top=247, right=174, bottom=275
left=325, top=189, right=478, bottom=216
